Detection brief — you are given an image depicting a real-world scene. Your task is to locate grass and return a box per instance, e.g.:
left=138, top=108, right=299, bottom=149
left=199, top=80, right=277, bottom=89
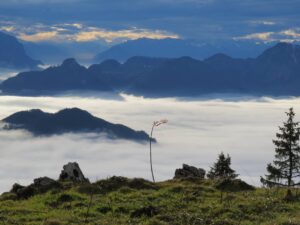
left=1, top=177, right=300, bottom=225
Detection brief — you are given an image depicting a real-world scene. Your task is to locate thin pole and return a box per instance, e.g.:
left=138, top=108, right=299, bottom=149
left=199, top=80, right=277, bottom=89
left=150, top=124, right=155, bottom=183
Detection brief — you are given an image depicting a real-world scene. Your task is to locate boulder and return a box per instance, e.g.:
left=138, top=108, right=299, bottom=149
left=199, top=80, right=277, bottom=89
left=174, top=164, right=206, bottom=179
left=10, top=183, right=25, bottom=193
left=9, top=177, right=61, bottom=199
left=33, top=177, right=61, bottom=193
left=15, top=185, right=35, bottom=199
left=59, top=162, right=88, bottom=182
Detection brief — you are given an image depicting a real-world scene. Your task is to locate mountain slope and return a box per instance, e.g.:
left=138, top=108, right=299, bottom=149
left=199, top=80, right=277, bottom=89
left=0, top=176, right=299, bottom=225
left=0, top=31, right=41, bottom=69
left=2, top=108, right=151, bottom=142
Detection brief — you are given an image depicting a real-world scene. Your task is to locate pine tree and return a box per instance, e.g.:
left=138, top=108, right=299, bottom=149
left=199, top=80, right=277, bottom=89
left=207, top=152, right=238, bottom=179
left=261, top=108, right=300, bottom=187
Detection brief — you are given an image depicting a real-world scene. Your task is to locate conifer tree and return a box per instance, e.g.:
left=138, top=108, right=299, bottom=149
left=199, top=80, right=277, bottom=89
left=261, top=108, right=300, bottom=187
left=207, top=152, right=238, bottom=179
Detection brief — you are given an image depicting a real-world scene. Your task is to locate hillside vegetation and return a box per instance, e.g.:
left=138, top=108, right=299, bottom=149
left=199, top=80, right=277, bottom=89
left=1, top=177, right=300, bottom=225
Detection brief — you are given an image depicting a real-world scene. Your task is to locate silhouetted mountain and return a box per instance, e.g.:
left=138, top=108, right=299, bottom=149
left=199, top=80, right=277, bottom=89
left=0, top=31, right=41, bottom=69
left=129, top=42, right=300, bottom=96
left=88, top=56, right=167, bottom=90
left=94, top=38, right=272, bottom=62
left=23, top=41, right=107, bottom=65
left=2, top=108, right=151, bottom=142
left=1, top=58, right=111, bottom=95
left=2, top=42, right=300, bottom=97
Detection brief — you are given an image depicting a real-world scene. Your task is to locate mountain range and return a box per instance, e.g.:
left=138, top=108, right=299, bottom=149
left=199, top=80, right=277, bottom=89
left=2, top=42, right=300, bottom=97
left=0, top=31, right=41, bottom=69
left=2, top=108, right=151, bottom=142
left=94, top=38, right=273, bottom=63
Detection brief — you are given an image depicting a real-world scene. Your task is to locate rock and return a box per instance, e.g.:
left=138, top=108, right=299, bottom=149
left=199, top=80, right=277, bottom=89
left=15, top=186, right=35, bottom=199
left=10, top=183, right=25, bottom=193
left=33, top=177, right=61, bottom=193
left=9, top=177, right=61, bottom=200
left=59, top=162, right=88, bottom=182
left=10, top=183, right=35, bottom=199
left=174, top=164, right=206, bottom=179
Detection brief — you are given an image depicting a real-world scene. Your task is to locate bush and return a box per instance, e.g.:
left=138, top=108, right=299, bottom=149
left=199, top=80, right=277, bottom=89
left=95, top=176, right=157, bottom=193
left=215, top=179, right=255, bottom=192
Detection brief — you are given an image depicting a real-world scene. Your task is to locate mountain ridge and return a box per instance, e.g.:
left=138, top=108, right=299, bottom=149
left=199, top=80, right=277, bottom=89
left=94, top=38, right=273, bottom=62
left=2, top=108, right=151, bottom=142
left=2, top=42, right=300, bottom=97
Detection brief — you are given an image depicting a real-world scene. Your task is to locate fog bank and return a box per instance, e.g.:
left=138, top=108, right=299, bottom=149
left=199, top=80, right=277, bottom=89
left=1, top=94, right=300, bottom=192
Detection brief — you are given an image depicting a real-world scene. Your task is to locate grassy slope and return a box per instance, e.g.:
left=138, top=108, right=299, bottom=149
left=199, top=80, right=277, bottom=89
left=1, top=178, right=300, bottom=225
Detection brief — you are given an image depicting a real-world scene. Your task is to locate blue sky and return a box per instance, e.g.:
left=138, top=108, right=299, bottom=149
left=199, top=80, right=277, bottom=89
left=0, top=0, right=300, bottom=44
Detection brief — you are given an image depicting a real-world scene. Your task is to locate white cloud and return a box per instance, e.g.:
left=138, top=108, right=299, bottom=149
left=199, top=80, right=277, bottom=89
left=0, top=26, right=16, bottom=32
left=72, top=28, right=179, bottom=42
left=18, top=31, right=59, bottom=42
left=1, top=21, right=179, bottom=43
left=0, top=93, right=300, bottom=192
left=234, top=32, right=275, bottom=41
left=234, top=28, right=300, bottom=43
left=280, top=28, right=300, bottom=38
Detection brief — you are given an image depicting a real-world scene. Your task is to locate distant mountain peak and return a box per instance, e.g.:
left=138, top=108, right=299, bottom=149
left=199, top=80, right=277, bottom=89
left=0, top=31, right=41, bottom=69
left=56, top=107, right=92, bottom=118
left=206, top=53, right=233, bottom=60
left=61, top=58, right=81, bottom=68
left=258, top=42, right=300, bottom=64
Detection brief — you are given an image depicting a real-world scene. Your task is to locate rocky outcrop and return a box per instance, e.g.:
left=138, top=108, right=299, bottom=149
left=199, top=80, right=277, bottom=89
left=3, top=162, right=87, bottom=200
left=174, top=164, right=206, bottom=179
left=10, top=177, right=61, bottom=199
left=59, top=162, right=88, bottom=182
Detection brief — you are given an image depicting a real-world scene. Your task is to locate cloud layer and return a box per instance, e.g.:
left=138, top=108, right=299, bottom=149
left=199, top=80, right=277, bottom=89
left=1, top=93, right=300, bottom=192
left=0, top=22, right=179, bottom=43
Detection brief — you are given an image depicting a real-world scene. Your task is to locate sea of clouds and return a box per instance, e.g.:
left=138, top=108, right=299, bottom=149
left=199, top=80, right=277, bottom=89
left=0, top=93, right=300, bottom=193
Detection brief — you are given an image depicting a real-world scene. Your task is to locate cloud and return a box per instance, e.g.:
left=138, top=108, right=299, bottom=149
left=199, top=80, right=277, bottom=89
left=0, top=0, right=300, bottom=44
left=72, top=28, right=179, bottom=43
left=234, top=28, right=300, bottom=43
left=280, top=29, right=300, bottom=38
left=234, top=32, right=275, bottom=41
left=0, top=92, right=299, bottom=192
left=18, top=31, right=59, bottom=42
left=0, top=26, right=15, bottom=32
left=1, top=21, right=179, bottom=43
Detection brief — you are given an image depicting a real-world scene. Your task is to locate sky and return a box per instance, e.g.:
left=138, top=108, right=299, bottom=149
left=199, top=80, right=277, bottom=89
left=1, top=93, right=300, bottom=192
left=0, top=0, right=300, bottom=45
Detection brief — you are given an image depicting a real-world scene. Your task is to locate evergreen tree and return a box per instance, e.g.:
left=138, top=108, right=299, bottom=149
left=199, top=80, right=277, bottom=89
left=261, top=108, right=300, bottom=187
left=207, top=152, right=238, bottom=179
